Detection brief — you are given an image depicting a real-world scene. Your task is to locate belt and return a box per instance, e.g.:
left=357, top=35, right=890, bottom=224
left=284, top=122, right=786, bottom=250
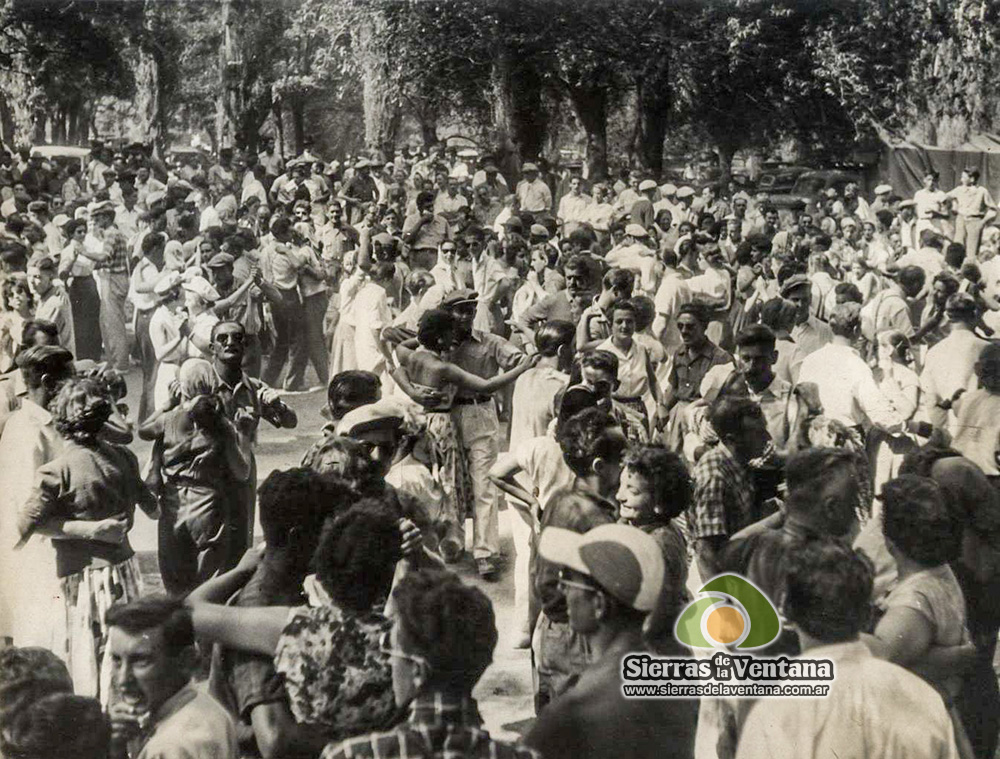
left=453, top=395, right=493, bottom=405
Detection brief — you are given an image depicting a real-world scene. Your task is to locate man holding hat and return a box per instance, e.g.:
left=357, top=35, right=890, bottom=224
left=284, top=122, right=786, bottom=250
left=27, top=255, right=74, bottom=354
left=525, top=523, right=697, bottom=759
left=516, top=162, right=552, bottom=215
left=442, top=287, right=525, bottom=578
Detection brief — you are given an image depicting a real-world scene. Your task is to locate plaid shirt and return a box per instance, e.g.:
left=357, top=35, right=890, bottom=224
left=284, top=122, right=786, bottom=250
left=324, top=693, right=540, bottom=759
left=95, top=226, right=131, bottom=274
left=690, top=443, right=756, bottom=540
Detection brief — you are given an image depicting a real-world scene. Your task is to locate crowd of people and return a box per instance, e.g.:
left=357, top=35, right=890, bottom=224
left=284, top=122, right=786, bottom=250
left=2, top=134, right=1000, bottom=759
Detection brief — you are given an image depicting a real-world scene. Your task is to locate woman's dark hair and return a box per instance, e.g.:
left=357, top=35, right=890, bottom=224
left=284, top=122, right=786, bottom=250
left=51, top=377, right=113, bottom=445
left=0, top=647, right=73, bottom=722
left=0, top=693, right=109, bottom=759
left=62, top=218, right=87, bottom=239
left=2, top=273, right=33, bottom=312
left=312, top=501, right=403, bottom=613
left=259, top=468, right=348, bottom=549
left=622, top=444, right=691, bottom=520
left=556, top=408, right=624, bottom=478
left=327, top=370, right=381, bottom=420
left=417, top=308, right=456, bottom=352
left=881, top=475, right=961, bottom=566
left=783, top=539, right=873, bottom=643
left=393, top=569, right=497, bottom=693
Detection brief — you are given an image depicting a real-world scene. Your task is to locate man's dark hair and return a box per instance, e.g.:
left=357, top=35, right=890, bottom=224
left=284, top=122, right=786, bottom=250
left=416, top=190, right=435, bottom=209
left=327, top=370, right=381, bottom=420
left=603, top=268, right=634, bottom=293
left=945, top=242, right=966, bottom=270
left=258, top=468, right=346, bottom=548
left=210, top=319, right=245, bottom=341
left=630, top=295, right=655, bottom=332
left=621, top=444, right=691, bottom=520
left=312, top=501, right=403, bottom=613
left=965, top=168, right=981, bottom=183
left=677, top=302, right=710, bottom=325
left=834, top=282, right=863, bottom=304
left=933, top=270, right=961, bottom=298
left=104, top=597, right=194, bottom=656
left=556, top=408, right=625, bottom=478
left=141, top=231, right=166, bottom=256
left=882, top=475, right=961, bottom=566
left=785, top=448, right=856, bottom=507
left=19, top=319, right=59, bottom=349
left=535, top=320, right=575, bottom=358
left=393, top=569, right=497, bottom=693
left=0, top=647, right=73, bottom=724
left=16, top=344, right=73, bottom=390
left=0, top=693, right=109, bottom=759
left=578, top=348, right=618, bottom=378
left=562, top=254, right=601, bottom=289
left=897, top=265, right=926, bottom=296
left=783, top=539, right=873, bottom=643
left=734, top=324, right=776, bottom=353
left=708, top=396, right=762, bottom=441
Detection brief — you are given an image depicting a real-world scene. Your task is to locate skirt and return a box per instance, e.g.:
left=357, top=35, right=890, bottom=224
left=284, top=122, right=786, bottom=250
left=61, top=556, right=143, bottom=703
left=425, top=410, right=473, bottom=546
left=69, top=276, right=103, bottom=360
left=329, top=321, right=356, bottom=377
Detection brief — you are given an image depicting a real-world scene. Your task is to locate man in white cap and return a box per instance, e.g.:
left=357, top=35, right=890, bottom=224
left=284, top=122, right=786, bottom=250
left=870, top=183, right=894, bottom=216
left=605, top=223, right=659, bottom=296
left=342, top=158, right=378, bottom=225
left=629, top=179, right=658, bottom=231
left=674, top=186, right=698, bottom=227
left=654, top=182, right=679, bottom=218
left=516, top=162, right=552, bottom=214
left=557, top=175, right=593, bottom=227
left=525, top=522, right=697, bottom=759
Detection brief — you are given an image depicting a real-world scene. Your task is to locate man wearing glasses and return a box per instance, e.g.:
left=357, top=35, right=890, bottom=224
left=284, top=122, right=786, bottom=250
left=327, top=568, right=540, bottom=759
left=526, top=523, right=697, bottom=759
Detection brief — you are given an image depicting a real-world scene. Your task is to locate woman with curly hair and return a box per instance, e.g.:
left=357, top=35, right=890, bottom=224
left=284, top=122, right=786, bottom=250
left=388, top=307, right=537, bottom=562
left=186, top=501, right=408, bottom=743
left=139, top=358, right=251, bottom=595
left=16, top=376, right=158, bottom=700
left=0, top=273, right=34, bottom=371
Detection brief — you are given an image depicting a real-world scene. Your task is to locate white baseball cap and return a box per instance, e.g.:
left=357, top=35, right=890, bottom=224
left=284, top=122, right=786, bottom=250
left=539, top=523, right=665, bottom=612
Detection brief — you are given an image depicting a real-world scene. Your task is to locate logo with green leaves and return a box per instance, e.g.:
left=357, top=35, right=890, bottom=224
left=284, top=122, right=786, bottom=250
left=674, top=574, right=781, bottom=649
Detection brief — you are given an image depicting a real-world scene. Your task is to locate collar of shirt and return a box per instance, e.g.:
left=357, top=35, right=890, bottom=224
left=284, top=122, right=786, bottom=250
left=149, top=684, right=198, bottom=732
left=20, top=397, right=52, bottom=426
left=676, top=340, right=717, bottom=363
left=407, top=692, right=483, bottom=730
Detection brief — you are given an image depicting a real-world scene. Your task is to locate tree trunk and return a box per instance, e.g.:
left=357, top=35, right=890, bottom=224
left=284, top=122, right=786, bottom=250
left=567, top=84, right=608, bottom=181
left=490, top=44, right=546, bottom=184
left=291, top=97, right=305, bottom=156
left=716, top=140, right=737, bottom=190
left=357, top=7, right=400, bottom=160
left=633, top=58, right=671, bottom=176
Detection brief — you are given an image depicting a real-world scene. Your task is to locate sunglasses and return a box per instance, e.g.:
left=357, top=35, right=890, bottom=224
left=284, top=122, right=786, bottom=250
left=557, top=569, right=599, bottom=594
left=215, top=332, right=245, bottom=344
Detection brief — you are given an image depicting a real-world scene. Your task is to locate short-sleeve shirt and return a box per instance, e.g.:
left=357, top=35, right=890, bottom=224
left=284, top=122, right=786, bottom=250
left=449, top=331, right=524, bottom=401
left=273, top=603, right=394, bottom=739
left=510, top=367, right=568, bottom=448
left=667, top=340, right=732, bottom=403
left=19, top=439, right=146, bottom=576
left=514, top=435, right=576, bottom=512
